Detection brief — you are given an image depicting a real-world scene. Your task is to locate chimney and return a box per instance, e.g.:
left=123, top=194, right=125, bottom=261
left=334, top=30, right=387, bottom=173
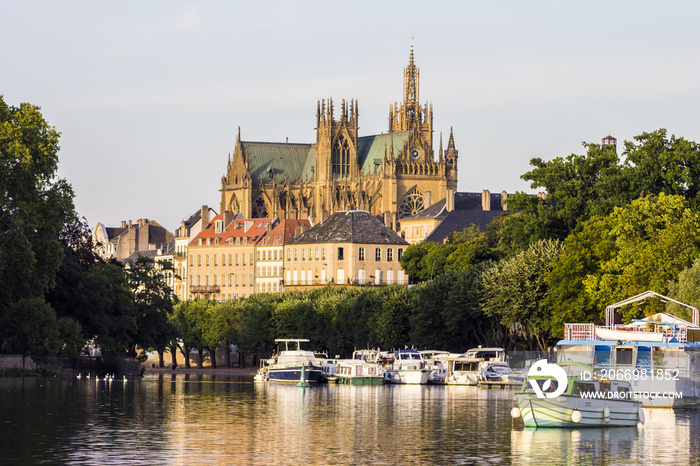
left=201, top=205, right=209, bottom=228
left=446, top=189, right=455, bottom=212
left=224, top=210, right=235, bottom=229
left=481, top=190, right=491, bottom=211
left=128, top=220, right=133, bottom=228
left=121, top=221, right=127, bottom=228
left=501, top=191, right=508, bottom=211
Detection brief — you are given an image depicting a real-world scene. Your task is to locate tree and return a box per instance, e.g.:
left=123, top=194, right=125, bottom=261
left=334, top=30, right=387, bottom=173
left=0, top=297, right=61, bottom=365
left=667, top=257, right=700, bottom=322
left=481, top=239, right=565, bottom=351
left=497, top=142, right=623, bottom=255
left=125, top=256, right=176, bottom=363
left=75, top=263, right=137, bottom=357
left=582, top=194, right=700, bottom=321
left=623, top=129, right=700, bottom=204
left=0, top=96, right=75, bottom=346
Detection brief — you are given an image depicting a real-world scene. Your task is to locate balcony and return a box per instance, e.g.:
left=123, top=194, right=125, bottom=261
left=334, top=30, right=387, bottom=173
left=190, top=285, right=220, bottom=293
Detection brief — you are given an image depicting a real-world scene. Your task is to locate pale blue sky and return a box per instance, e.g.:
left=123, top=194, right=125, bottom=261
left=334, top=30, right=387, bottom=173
left=3, top=1, right=700, bottom=231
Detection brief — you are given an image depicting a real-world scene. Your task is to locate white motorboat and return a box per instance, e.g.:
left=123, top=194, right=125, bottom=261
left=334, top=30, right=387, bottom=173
left=384, top=350, right=430, bottom=385
left=444, top=347, right=510, bottom=385
left=512, top=362, right=645, bottom=427
left=266, top=339, right=323, bottom=384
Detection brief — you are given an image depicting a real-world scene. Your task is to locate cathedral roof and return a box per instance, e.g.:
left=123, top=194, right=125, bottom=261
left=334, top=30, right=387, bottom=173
left=356, top=131, right=411, bottom=174
left=241, top=142, right=313, bottom=184
left=241, top=131, right=413, bottom=185
left=289, top=210, right=408, bottom=245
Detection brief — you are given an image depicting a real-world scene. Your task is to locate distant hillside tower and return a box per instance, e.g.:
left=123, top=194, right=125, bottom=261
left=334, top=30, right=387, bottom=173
left=602, top=135, right=617, bottom=152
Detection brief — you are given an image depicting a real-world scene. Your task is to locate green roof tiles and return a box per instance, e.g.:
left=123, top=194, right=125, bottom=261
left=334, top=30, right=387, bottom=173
left=242, top=142, right=313, bottom=185
left=243, top=131, right=411, bottom=185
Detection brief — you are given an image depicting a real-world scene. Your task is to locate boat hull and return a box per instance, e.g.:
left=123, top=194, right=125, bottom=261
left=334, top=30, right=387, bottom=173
left=268, top=366, right=323, bottom=383
left=385, top=369, right=431, bottom=385
left=336, top=375, right=384, bottom=386
left=514, top=394, right=643, bottom=428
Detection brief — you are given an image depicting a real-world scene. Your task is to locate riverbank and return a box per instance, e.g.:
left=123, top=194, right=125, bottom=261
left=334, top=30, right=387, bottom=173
left=144, top=366, right=257, bottom=376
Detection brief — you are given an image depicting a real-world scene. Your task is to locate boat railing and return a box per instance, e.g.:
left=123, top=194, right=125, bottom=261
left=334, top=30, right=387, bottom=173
left=564, top=323, right=688, bottom=343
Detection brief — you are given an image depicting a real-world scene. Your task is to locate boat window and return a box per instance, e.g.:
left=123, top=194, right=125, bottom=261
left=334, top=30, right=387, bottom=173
left=594, top=345, right=611, bottom=367
left=615, top=348, right=634, bottom=366
left=573, top=382, right=596, bottom=396
left=636, top=346, right=651, bottom=370
left=533, top=378, right=560, bottom=394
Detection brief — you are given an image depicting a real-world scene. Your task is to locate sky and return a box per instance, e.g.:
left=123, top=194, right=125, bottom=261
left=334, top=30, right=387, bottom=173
left=3, top=1, right=700, bottom=233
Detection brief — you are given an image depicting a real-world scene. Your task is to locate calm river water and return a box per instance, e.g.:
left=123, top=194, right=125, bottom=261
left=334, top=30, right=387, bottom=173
left=1, top=374, right=699, bottom=465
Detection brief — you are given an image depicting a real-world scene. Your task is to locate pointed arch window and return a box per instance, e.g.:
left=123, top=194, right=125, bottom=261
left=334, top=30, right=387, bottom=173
left=332, top=136, right=351, bottom=178
left=252, top=195, right=269, bottom=218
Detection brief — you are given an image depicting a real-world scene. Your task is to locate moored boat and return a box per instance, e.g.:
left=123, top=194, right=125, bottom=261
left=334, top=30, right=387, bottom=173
left=560, top=291, right=700, bottom=407
left=384, top=349, right=430, bottom=385
left=336, top=360, right=384, bottom=385
left=267, top=339, right=323, bottom=384
left=512, top=362, right=645, bottom=428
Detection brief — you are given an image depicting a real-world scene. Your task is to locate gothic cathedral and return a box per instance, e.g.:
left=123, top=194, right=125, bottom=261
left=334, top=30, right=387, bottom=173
left=220, top=45, right=458, bottom=231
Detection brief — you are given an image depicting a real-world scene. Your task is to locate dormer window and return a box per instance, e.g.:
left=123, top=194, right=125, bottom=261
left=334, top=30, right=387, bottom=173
left=214, top=219, right=223, bottom=234
left=267, top=167, right=274, bottom=180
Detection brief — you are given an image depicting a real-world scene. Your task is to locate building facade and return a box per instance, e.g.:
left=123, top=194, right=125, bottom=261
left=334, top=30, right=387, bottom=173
left=219, top=45, right=458, bottom=232
left=187, top=215, right=276, bottom=300
left=284, top=210, right=409, bottom=291
left=173, top=205, right=219, bottom=301
left=93, top=218, right=175, bottom=262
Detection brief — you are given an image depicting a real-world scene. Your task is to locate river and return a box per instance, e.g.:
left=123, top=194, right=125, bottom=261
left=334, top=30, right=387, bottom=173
left=1, top=374, right=699, bottom=465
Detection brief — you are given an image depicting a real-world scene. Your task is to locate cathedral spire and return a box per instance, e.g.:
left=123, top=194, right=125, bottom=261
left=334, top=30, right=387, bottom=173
left=447, top=127, right=456, bottom=152
left=404, top=40, right=419, bottom=108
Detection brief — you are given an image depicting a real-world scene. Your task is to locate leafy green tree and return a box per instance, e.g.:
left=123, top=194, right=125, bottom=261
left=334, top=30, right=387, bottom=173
left=399, top=242, right=437, bottom=283
left=237, top=300, right=273, bottom=367
left=75, top=263, right=137, bottom=357
left=57, top=316, right=85, bottom=359
left=0, top=96, right=75, bottom=345
left=125, top=256, right=176, bottom=363
left=0, top=297, right=61, bottom=365
left=498, top=142, right=623, bottom=255
left=441, top=264, right=503, bottom=350
left=368, top=286, right=411, bottom=351
left=481, top=239, right=565, bottom=351
left=667, top=257, right=700, bottom=322
left=582, top=194, right=700, bottom=321
left=623, top=129, right=700, bottom=204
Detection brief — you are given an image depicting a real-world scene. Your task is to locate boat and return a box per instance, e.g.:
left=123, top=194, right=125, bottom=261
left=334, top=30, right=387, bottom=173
left=266, top=339, right=324, bottom=384
left=321, top=358, right=340, bottom=383
left=335, top=360, right=384, bottom=385
left=384, top=349, right=431, bottom=384
left=419, top=350, right=453, bottom=384
left=254, top=358, right=271, bottom=382
left=512, top=362, right=645, bottom=427
left=444, top=347, right=512, bottom=386
left=560, top=291, right=700, bottom=407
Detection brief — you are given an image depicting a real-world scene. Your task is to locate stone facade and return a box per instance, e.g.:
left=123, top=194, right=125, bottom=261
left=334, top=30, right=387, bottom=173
left=284, top=210, right=409, bottom=290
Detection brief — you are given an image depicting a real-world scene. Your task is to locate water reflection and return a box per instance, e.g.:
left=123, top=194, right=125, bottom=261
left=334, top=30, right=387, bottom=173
left=0, top=375, right=699, bottom=464
left=511, top=409, right=695, bottom=465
